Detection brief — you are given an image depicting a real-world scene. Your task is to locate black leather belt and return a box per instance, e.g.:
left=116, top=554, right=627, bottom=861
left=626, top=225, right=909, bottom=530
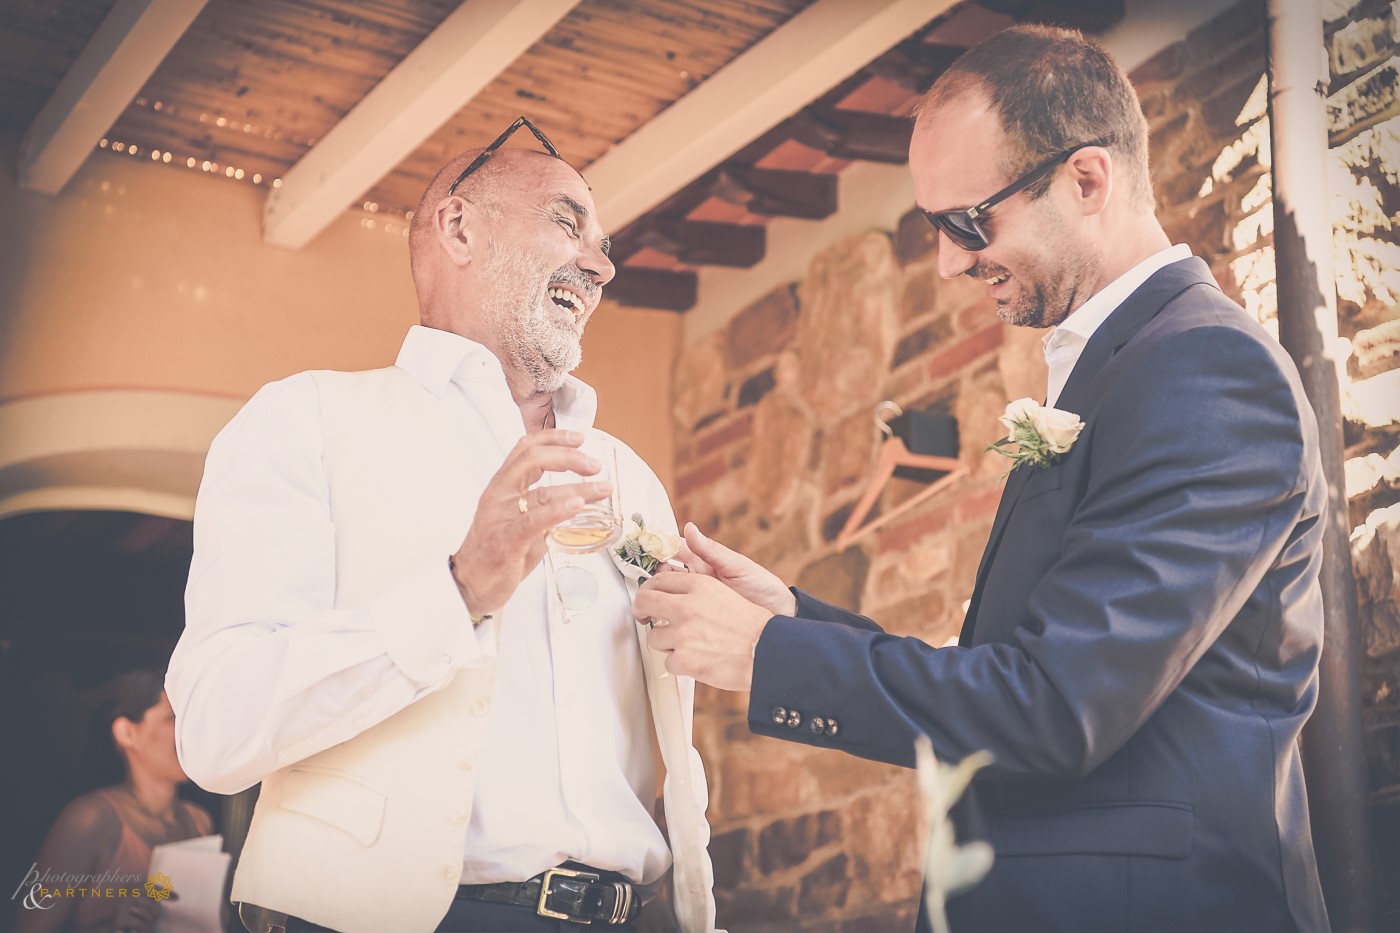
left=456, top=865, right=638, bottom=926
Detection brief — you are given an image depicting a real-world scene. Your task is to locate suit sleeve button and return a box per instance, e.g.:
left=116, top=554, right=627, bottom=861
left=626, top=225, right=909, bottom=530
left=786, top=709, right=802, bottom=728
left=825, top=718, right=840, bottom=736
left=810, top=717, right=826, bottom=734
left=771, top=706, right=787, bottom=724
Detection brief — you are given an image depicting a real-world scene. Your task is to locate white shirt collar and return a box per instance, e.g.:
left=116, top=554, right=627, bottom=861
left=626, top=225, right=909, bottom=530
left=394, top=324, right=598, bottom=429
left=1044, top=243, right=1193, bottom=353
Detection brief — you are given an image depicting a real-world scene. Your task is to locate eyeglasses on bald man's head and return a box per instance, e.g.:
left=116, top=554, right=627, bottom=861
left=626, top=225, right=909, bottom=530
left=447, top=116, right=565, bottom=197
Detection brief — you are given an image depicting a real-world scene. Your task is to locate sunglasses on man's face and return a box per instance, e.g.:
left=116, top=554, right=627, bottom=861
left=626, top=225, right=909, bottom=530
left=920, top=134, right=1116, bottom=252
left=447, top=116, right=564, bottom=197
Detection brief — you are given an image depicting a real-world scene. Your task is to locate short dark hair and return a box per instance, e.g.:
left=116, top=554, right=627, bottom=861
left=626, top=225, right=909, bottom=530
left=85, top=669, right=164, bottom=783
left=914, top=24, right=1154, bottom=212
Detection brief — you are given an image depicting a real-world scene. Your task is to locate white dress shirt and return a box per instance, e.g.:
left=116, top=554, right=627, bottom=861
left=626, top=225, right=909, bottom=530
left=170, top=325, right=671, bottom=887
left=1043, top=243, right=1193, bottom=407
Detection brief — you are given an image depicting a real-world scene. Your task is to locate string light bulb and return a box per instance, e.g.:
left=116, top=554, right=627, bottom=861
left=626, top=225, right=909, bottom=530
left=90, top=137, right=402, bottom=219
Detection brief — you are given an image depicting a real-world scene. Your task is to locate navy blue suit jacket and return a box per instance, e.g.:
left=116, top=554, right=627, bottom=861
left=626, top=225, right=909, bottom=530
left=749, top=259, right=1330, bottom=932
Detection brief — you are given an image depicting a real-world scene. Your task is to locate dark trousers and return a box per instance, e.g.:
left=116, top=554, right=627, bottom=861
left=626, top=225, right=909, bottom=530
left=288, top=894, right=639, bottom=932
left=283, top=866, right=641, bottom=933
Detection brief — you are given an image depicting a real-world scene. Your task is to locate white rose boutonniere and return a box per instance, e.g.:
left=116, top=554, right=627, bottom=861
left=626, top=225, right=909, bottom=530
left=616, top=513, right=684, bottom=577
left=989, top=397, right=1085, bottom=475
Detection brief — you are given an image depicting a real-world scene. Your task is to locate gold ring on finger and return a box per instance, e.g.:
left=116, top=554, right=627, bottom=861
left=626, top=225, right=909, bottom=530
left=517, top=494, right=529, bottom=514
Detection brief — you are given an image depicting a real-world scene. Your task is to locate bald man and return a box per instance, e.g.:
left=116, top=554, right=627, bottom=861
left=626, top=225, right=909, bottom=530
left=167, top=132, right=717, bottom=933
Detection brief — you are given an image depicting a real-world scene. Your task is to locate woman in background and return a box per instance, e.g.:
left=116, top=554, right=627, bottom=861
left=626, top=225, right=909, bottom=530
left=15, top=669, right=213, bottom=933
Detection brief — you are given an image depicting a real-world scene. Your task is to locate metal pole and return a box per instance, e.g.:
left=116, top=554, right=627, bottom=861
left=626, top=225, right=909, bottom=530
left=1266, top=0, right=1372, bottom=929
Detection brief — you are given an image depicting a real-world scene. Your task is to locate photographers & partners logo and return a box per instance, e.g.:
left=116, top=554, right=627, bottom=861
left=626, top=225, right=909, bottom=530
left=11, top=863, right=173, bottom=910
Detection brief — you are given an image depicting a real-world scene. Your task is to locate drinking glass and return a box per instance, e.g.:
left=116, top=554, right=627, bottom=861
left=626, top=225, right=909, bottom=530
left=545, top=436, right=621, bottom=555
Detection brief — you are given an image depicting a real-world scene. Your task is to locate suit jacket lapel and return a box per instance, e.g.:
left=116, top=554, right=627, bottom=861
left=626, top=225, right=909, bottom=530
left=960, top=464, right=1033, bottom=646
left=1055, top=257, right=1216, bottom=417
left=620, top=566, right=718, bottom=933
left=957, top=257, right=1217, bottom=647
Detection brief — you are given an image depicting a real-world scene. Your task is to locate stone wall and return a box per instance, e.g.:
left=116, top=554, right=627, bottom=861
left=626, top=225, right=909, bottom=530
left=1326, top=0, right=1400, bottom=923
left=1142, top=0, right=1400, bottom=920
left=670, top=1, right=1400, bottom=928
left=1136, top=0, right=1400, bottom=350
left=674, top=217, right=1009, bottom=930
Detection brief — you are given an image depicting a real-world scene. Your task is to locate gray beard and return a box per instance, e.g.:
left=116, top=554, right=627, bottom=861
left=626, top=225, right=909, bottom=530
left=481, top=244, right=582, bottom=393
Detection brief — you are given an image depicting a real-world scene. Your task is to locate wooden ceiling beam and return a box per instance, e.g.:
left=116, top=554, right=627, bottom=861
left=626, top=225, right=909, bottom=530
left=788, top=108, right=915, bottom=164
left=261, top=0, right=582, bottom=249
left=977, top=0, right=1127, bottom=32
left=585, top=0, right=960, bottom=233
left=865, top=40, right=970, bottom=92
left=647, top=163, right=841, bottom=226
left=613, top=218, right=766, bottom=269
left=728, top=104, right=912, bottom=169
left=18, top=0, right=210, bottom=195
left=606, top=268, right=698, bottom=313
left=714, top=166, right=840, bottom=220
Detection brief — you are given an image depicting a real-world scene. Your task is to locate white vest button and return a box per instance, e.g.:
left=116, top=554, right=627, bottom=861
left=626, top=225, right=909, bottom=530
left=456, top=759, right=475, bottom=771
left=470, top=700, right=489, bottom=718
left=442, top=863, right=460, bottom=880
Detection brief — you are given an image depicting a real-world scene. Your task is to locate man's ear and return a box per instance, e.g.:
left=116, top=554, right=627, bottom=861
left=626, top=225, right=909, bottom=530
left=434, top=196, right=476, bottom=267
left=1068, top=147, right=1113, bottom=217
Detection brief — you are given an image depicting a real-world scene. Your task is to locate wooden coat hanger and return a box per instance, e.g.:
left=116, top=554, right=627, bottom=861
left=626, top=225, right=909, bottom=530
left=836, top=401, right=965, bottom=550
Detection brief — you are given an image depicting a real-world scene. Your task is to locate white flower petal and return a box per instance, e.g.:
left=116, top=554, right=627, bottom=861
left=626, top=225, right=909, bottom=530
left=999, top=397, right=1041, bottom=432
left=1030, top=406, right=1085, bottom=454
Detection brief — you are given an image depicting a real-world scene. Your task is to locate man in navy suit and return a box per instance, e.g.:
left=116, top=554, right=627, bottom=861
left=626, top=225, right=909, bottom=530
left=635, top=24, right=1331, bottom=932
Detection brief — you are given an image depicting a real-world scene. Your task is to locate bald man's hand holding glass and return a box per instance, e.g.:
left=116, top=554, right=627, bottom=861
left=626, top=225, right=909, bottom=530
left=449, top=427, right=612, bottom=621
